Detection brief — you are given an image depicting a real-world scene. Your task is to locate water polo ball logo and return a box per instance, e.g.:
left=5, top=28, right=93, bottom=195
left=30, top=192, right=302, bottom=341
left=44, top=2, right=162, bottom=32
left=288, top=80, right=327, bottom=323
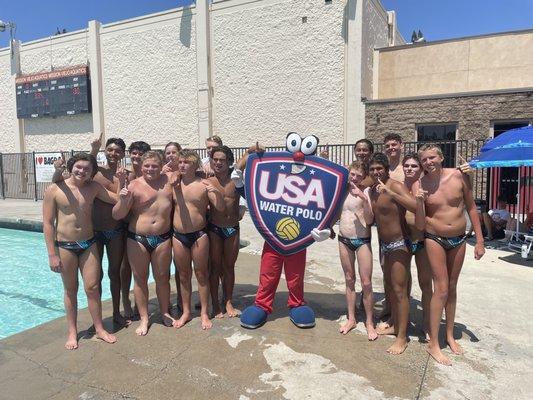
left=275, top=217, right=301, bottom=241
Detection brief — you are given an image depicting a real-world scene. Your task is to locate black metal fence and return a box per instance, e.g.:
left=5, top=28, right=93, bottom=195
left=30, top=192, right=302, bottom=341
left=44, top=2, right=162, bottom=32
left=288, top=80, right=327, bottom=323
left=0, top=140, right=490, bottom=201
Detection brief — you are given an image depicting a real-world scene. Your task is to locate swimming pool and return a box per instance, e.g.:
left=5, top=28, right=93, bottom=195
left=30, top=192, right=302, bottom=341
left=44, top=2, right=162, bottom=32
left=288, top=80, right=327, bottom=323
left=0, top=228, right=153, bottom=339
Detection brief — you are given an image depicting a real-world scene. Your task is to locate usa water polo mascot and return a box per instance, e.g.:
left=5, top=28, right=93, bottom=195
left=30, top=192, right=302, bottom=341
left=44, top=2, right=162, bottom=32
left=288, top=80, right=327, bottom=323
left=232, top=133, right=348, bottom=329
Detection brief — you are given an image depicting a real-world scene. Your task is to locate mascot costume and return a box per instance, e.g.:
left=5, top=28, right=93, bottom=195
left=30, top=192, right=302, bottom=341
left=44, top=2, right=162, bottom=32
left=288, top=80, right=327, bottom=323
left=232, top=133, right=348, bottom=329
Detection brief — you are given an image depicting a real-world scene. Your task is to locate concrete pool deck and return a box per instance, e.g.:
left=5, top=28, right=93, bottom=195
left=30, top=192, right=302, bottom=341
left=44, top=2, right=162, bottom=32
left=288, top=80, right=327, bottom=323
left=1, top=198, right=532, bottom=399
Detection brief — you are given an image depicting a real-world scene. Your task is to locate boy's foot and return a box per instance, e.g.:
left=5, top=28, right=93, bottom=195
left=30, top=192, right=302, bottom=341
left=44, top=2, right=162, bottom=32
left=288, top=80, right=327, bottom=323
left=427, top=344, right=452, bottom=366
left=339, top=319, right=356, bottom=335
left=447, top=338, right=464, bottom=355
left=113, top=312, right=131, bottom=327
left=365, top=321, right=378, bottom=341
left=226, top=301, right=240, bottom=318
left=65, top=332, right=78, bottom=350
left=96, top=329, right=117, bottom=344
left=376, top=321, right=395, bottom=335
left=173, top=313, right=191, bottom=329
left=136, top=318, right=149, bottom=336
left=200, top=313, right=213, bottom=330
left=386, top=337, right=407, bottom=355
left=162, top=313, right=175, bottom=327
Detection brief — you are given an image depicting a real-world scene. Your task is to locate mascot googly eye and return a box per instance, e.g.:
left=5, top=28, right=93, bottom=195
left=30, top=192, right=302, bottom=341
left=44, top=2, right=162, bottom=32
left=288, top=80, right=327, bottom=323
left=300, top=135, right=319, bottom=156
left=286, top=132, right=302, bottom=153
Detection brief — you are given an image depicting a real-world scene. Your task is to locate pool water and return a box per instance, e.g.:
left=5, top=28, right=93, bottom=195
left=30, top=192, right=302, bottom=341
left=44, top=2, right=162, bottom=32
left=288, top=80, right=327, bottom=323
left=0, top=228, right=154, bottom=339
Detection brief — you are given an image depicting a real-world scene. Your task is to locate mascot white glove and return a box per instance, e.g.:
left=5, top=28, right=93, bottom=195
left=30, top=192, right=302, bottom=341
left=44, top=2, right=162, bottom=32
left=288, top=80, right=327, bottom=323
left=311, top=228, right=331, bottom=242
left=231, top=168, right=244, bottom=188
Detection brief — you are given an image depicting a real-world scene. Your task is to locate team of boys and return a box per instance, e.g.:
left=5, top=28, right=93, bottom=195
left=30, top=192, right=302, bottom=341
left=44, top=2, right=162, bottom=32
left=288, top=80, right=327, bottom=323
left=43, top=133, right=484, bottom=366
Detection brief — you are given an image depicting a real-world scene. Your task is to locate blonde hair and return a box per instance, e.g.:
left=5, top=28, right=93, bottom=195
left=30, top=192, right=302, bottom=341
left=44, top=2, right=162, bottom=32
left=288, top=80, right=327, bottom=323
left=348, top=160, right=368, bottom=176
left=178, top=149, right=201, bottom=170
left=418, top=144, right=443, bottom=158
left=141, top=150, right=163, bottom=165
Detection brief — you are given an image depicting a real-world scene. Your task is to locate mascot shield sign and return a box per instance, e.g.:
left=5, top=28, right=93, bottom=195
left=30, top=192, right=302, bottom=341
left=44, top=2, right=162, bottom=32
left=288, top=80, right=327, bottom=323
left=245, top=152, right=348, bottom=255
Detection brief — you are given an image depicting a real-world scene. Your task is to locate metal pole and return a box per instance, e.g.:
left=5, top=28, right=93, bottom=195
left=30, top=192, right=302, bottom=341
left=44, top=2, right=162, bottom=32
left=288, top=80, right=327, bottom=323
left=32, top=151, right=38, bottom=201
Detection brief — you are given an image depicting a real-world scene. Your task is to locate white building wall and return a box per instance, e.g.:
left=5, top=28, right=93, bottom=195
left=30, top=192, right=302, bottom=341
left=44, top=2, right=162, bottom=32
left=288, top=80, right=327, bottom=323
left=211, top=0, right=346, bottom=147
left=100, top=7, right=199, bottom=148
left=361, top=0, right=389, bottom=100
left=0, top=0, right=400, bottom=153
left=0, top=51, right=18, bottom=153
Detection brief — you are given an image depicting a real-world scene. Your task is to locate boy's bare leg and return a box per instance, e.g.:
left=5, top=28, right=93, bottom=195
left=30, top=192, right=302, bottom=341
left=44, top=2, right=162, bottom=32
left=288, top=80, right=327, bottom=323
left=378, top=258, right=392, bottom=320
left=79, top=244, right=117, bottom=344
left=121, top=250, right=134, bottom=318
left=208, top=233, right=224, bottom=318
left=192, top=235, right=212, bottom=329
left=151, top=240, right=172, bottom=326
left=58, top=248, right=80, bottom=350
left=106, top=233, right=129, bottom=325
left=173, top=261, right=183, bottom=315
left=338, top=242, right=357, bottom=335
left=377, top=260, right=395, bottom=336
left=445, top=243, right=466, bottom=355
left=415, top=249, right=433, bottom=340
left=128, top=240, right=151, bottom=336
left=357, top=244, right=378, bottom=340
left=172, top=239, right=193, bottom=328
left=425, top=239, right=452, bottom=365
left=386, top=250, right=411, bottom=354
left=222, top=233, right=240, bottom=317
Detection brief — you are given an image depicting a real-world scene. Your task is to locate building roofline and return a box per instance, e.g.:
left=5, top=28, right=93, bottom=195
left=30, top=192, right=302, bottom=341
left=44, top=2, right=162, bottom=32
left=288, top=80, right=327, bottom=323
left=375, top=27, right=533, bottom=52
left=365, top=87, right=533, bottom=104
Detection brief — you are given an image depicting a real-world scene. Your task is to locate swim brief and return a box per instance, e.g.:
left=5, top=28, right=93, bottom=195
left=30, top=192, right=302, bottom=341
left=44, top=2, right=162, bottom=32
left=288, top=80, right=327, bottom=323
left=424, top=232, right=466, bottom=251
left=207, top=222, right=240, bottom=240
left=55, top=237, right=97, bottom=256
left=127, top=230, right=172, bottom=253
left=173, top=229, right=207, bottom=249
left=338, top=235, right=371, bottom=252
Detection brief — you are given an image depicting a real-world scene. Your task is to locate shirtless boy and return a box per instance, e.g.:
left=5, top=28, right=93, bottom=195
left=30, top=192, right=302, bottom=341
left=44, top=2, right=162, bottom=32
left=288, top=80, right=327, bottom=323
left=416, top=144, right=484, bottom=365
left=202, top=135, right=223, bottom=177
left=43, top=153, right=118, bottom=350
left=121, top=140, right=151, bottom=318
left=337, top=161, right=377, bottom=340
left=89, top=137, right=130, bottom=326
left=384, top=133, right=405, bottom=183
left=378, top=133, right=404, bottom=322
left=208, top=146, right=241, bottom=318
left=112, top=151, right=174, bottom=336
left=353, top=139, right=375, bottom=188
left=171, top=150, right=225, bottom=329
left=368, top=153, right=416, bottom=355
left=402, top=153, right=432, bottom=339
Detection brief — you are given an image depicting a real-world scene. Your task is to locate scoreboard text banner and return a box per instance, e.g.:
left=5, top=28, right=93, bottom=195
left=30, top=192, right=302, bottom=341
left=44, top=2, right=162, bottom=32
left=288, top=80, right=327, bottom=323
left=15, top=65, right=90, bottom=119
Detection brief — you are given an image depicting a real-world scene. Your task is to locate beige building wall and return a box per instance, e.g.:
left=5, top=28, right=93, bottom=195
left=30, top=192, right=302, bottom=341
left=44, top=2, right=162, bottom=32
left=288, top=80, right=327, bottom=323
left=376, top=29, right=533, bottom=100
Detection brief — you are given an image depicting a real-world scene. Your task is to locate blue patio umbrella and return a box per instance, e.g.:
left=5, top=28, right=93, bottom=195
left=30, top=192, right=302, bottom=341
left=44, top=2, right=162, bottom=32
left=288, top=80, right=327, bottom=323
left=470, top=125, right=533, bottom=238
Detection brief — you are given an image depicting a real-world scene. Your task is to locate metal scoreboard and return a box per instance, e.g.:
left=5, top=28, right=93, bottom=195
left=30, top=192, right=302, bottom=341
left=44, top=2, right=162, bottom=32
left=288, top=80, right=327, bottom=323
left=15, top=65, right=91, bottom=119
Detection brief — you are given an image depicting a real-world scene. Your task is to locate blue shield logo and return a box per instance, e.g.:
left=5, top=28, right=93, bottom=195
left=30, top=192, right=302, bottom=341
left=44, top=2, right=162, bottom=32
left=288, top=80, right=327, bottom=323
left=245, top=152, right=348, bottom=255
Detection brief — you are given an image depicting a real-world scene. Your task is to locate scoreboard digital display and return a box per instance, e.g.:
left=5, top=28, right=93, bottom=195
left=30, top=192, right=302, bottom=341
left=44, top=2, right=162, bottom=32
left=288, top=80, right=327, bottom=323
left=15, top=65, right=91, bottom=119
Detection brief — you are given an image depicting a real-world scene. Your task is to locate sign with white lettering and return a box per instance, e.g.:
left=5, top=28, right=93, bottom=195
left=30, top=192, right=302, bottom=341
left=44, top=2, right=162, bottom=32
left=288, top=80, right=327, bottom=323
left=245, top=152, right=348, bottom=255
left=34, top=153, right=62, bottom=182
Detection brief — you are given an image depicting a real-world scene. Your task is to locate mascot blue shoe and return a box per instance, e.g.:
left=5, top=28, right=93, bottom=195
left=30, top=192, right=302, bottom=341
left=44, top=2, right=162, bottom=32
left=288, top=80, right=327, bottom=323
left=240, top=305, right=268, bottom=329
left=289, top=305, right=315, bottom=328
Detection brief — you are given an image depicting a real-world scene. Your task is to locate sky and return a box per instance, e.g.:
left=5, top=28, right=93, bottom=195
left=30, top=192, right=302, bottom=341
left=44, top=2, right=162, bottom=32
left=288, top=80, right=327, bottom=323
left=1, top=0, right=532, bottom=48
